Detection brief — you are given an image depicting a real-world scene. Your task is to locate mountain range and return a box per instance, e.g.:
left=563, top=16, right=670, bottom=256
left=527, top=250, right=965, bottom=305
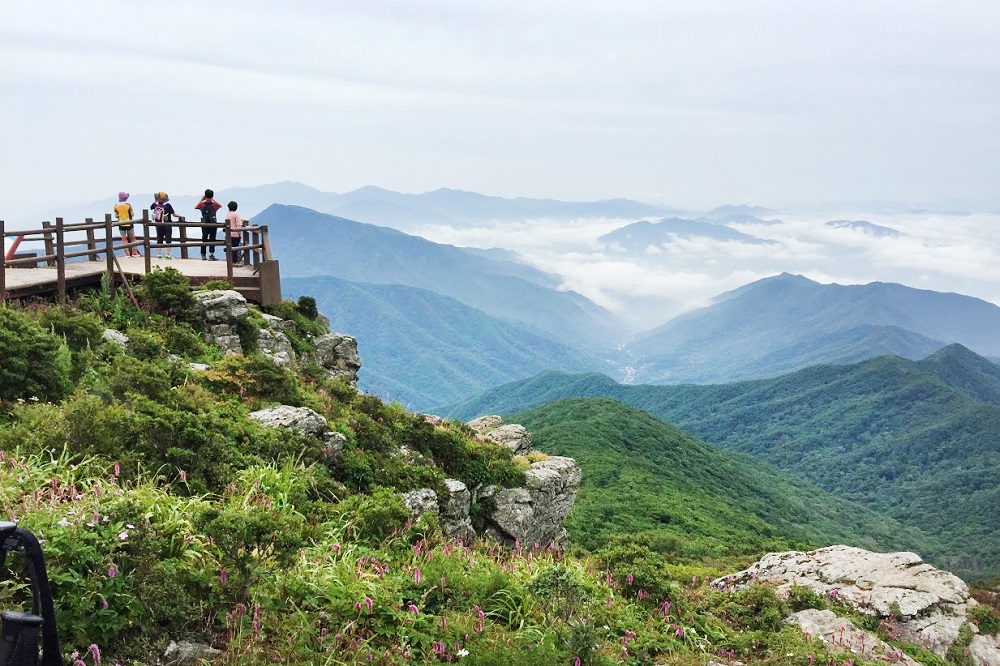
left=258, top=204, right=626, bottom=352
left=443, top=343, right=1000, bottom=579
left=622, top=272, right=1000, bottom=384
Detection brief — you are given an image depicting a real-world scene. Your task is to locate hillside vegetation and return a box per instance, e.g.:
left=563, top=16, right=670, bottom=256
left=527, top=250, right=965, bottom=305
left=510, top=397, right=939, bottom=562
left=1, top=275, right=940, bottom=666
left=443, top=345, right=1000, bottom=579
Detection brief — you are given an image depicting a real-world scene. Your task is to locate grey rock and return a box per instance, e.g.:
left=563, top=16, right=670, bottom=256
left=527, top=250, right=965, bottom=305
left=257, top=326, right=294, bottom=366
left=192, top=290, right=249, bottom=324
left=187, top=362, right=210, bottom=372
left=402, top=488, right=439, bottom=522
left=206, top=323, right=242, bottom=356
left=102, top=328, right=128, bottom=349
left=163, top=640, right=222, bottom=666
left=786, top=609, right=920, bottom=665
left=484, top=423, right=532, bottom=455
left=311, top=333, right=361, bottom=383
left=485, top=456, right=581, bottom=548
left=440, top=479, right=475, bottom=542
left=715, top=545, right=996, bottom=662
left=467, top=415, right=503, bottom=434
left=249, top=405, right=328, bottom=439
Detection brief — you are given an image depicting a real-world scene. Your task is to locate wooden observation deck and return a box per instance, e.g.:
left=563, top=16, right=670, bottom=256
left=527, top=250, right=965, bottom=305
left=1, top=211, right=281, bottom=305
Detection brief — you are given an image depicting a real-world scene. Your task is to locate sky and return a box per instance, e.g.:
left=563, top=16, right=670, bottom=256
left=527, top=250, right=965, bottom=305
left=2, top=0, right=999, bottom=218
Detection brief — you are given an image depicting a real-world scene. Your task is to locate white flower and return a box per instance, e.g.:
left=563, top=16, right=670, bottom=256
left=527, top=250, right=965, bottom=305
left=457, top=649, right=469, bottom=657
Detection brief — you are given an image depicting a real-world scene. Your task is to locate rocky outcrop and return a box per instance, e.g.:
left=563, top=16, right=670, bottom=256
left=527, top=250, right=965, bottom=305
left=248, top=405, right=346, bottom=458
left=257, top=313, right=295, bottom=366
left=715, top=545, right=999, bottom=664
left=311, top=333, right=361, bottom=383
left=192, top=290, right=249, bottom=355
left=482, top=456, right=581, bottom=548
left=468, top=415, right=532, bottom=454
left=163, top=640, right=222, bottom=666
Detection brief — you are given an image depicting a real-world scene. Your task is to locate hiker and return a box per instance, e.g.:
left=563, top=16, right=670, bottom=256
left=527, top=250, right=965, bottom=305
left=225, top=201, right=247, bottom=265
left=113, top=191, right=140, bottom=257
left=195, top=188, right=223, bottom=260
left=151, top=191, right=177, bottom=259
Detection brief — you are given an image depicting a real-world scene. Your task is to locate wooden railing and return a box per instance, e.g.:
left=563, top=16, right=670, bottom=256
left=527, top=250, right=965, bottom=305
left=1, top=211, right=279, bottom=304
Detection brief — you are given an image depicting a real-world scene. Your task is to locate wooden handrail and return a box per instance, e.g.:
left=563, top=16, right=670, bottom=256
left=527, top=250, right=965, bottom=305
left=2, top=213, right=276, bottom=303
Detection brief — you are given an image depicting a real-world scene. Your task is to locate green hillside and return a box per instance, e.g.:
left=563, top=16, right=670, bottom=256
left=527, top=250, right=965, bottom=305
left=443, top=345, right=1000, bottom=579
left=511, top=397, right=938, bottom=561
left=284, top=275, right=607, bottom=411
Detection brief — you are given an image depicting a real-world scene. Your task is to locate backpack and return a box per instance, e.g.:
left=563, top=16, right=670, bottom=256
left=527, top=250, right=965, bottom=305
left=153, top=202, right=166, bottom=223
left=201, top=200, right=217, bottom=224
left=0, top=522, right=63, bottom=666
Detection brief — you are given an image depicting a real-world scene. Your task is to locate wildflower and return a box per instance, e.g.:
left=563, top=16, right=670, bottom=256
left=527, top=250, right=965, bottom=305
left=440, top=616, right=447, bottom=632
left=117, top=531, right=128, bottom=541
left=364, top=596, right=373, bottom=612
left=457, top=648, right=469, bottom=657
left=220, top=568, right=228, bottom=586
left=88, top=643, right=101, bottom=664
left=108, top=566, right=116, bottom=578
left=57, top=517, right=71, bottom=527
left=414, top=567, right=421, bottom=585
left=179, top=469, right=187, bottom=482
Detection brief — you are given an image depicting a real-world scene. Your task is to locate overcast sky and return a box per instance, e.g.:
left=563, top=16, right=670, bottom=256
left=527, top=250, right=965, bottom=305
left=2, top=0, right=999, bottom=218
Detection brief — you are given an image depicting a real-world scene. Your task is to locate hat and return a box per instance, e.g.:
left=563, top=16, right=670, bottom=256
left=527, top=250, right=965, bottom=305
left=118, top=191, right=129, bottom=202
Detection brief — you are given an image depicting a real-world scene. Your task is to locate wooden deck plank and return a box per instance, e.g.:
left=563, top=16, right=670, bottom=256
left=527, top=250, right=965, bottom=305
left=3, top=257, right=257, bottom=296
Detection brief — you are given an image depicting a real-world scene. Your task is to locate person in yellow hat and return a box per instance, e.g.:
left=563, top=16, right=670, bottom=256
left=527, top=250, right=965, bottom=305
left=150, top=191, right=177, bottom=259
left=114, top=192, right=141, bottom=257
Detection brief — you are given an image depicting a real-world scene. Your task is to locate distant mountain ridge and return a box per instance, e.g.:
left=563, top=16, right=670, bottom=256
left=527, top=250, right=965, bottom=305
left=443, top=343, right=1000, bottom=578
left=599, top=217, right=774, bottom=250
left=258, top=204, right=627, bottom=351
left=283, top=275, right=608, bottom=410
left=625, top=272, right=1000, bottom=384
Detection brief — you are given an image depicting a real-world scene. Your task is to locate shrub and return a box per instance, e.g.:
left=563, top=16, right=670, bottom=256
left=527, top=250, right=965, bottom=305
left=0, top=306, right=72, bottom=402
left=200, top=279, right=234, bottom=291
left=136, top=268, right=197, bottom=324
left=296, top=295, right=319, bottom=320
left=338, top=486, right=411, bottom=545
left=199, top=354, right=302, bottom=407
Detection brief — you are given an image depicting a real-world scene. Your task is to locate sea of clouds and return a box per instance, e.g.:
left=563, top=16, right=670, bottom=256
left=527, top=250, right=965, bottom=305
left=415, top=211, right=1000, bottom=332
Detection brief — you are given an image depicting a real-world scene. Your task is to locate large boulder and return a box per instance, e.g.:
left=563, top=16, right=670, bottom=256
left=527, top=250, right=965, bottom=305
left=192, top=290, right=249, bottom=355
left=311, top=333, right=361, bottom=383
left=467, top=416, right=532, bottom=455
left=439, top=479, right=475, bottom=542
left=715, top=546, right=998, bottom=663
left=248, top=405, right=328, bottom=439
left=484, top=456, right=582, bottom=548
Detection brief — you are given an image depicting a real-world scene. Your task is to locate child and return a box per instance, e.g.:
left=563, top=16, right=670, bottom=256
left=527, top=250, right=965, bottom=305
left=151, top=191, right=177, bottom=259
left=113, top=192, right=140, bottom=257
left=225, top=201, right=246, bottom=265
left=195, top=188, right=223, bottom=260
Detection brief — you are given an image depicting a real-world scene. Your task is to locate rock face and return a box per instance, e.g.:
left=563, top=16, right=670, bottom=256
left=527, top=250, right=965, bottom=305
left=468, top=415, right=532, bottom=454
left=192, top=290, right=249, bottom=355
left=716, top=545, right=999, bottom=664
left=311, top=333, right=362, bottom=383
left=483, top=456, right=581, bottom=548
left=257, top=313, right=295, bottom=366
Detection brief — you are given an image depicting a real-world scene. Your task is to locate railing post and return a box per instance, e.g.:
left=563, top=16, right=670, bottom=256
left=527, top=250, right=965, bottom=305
left=142, top=209, right=151, bottom=274
left=179, top=216, right=189, bottom=259
left=260, top=225, right=272, bottom=262
left=56, top=217, right=66, bottom=303
left=104, top=214, right=115, bottom=296
left=1, top=219, right=6, bottom=300
left=85, top=218, right=97, bottom=261
left=225, top=225, right=234, bottom=280
left=42, top=220, right=55, bottom=266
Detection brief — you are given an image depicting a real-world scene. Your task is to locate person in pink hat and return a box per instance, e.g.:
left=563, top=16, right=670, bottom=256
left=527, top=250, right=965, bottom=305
left=113, top=192, right=140, bottom=257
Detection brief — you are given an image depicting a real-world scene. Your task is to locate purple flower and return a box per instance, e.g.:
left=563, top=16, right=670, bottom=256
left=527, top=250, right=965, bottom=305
left=108, top=566, right=116, bottom=578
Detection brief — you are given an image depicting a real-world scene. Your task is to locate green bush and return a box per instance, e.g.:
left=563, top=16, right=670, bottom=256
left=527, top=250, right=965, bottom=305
left=199, top=354, right=302, bottom=407
left=0, top=306, right=72, bottom=402
left=338, top=486, right=411, bottom=545
left=136, top=268, right=197, bottom=324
